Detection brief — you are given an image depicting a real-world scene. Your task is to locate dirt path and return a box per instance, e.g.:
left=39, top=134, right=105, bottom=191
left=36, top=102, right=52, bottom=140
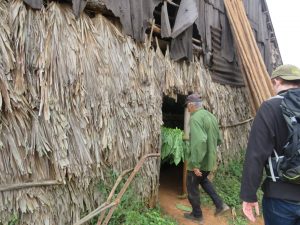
left=159, top=183, right=228, bottom=225
left=159, top=164, right=264, bottom=225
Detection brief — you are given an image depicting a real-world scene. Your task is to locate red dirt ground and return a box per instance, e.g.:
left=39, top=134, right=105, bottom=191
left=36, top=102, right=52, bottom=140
left=158, top=164, right=264, bottom=225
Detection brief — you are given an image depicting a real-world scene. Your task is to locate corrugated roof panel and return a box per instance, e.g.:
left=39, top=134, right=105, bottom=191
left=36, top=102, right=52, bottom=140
left=210, top=26, right=244, bottom=86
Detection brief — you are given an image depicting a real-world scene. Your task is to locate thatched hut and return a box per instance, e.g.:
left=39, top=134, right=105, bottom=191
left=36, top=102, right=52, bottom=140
left=0, top=0, right=281, bottom=224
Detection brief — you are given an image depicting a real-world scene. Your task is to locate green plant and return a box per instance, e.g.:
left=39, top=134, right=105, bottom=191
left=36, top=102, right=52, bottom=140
left=123, top=207, right=177, bottom=225
left=213, top=156, right=250, bottom=207
left=228, top=216, right=248, bottom=225
left=161, top=127, right=188, bottom=165
left=8, top=214, right=19, bottom=225
left=200, top=153, right=263, bottom=224
left=93, top=170, right=177, bottom=225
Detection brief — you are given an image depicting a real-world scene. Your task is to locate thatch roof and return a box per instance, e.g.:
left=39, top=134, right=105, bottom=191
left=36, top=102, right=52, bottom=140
left=22, top=0, right=282, bottom=87
left=1, top=0, right=252, bottom=224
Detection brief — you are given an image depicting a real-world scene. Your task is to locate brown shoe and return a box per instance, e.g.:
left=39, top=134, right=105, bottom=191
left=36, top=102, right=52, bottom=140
left=215, top=203, right=230, bottom=216
left=183, top=213, right=204, bottom=224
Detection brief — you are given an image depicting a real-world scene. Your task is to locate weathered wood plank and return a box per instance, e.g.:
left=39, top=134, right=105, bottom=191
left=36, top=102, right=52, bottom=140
left=85, top=0, right=108, bottom=13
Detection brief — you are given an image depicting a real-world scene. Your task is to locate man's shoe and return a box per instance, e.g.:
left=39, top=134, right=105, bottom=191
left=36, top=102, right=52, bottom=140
left=215, top=203, right=230, bottom=216
left=183, top=213, right=204, bottom=224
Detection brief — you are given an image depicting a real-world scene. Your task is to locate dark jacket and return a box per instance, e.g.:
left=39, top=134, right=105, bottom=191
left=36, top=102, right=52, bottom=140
left=240, top=89, right=300, bottom=203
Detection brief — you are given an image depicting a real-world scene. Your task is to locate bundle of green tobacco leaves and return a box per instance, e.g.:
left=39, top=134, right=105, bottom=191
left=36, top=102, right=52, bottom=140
left=161, top=127, right=189, bottom=165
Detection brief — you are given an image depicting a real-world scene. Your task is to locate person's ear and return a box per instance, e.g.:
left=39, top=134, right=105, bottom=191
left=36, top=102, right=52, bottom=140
left=271, top=78, right=279, bottom=86
left=275, top=78, right=283, bottom=84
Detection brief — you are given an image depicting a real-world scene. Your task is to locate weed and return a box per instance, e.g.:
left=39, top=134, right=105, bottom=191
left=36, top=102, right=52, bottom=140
left=228, top=216, right=248, bottom=225
left=93, top=170, right=177, bottom=225
left=200, top=152, right=263, bottom=224
left=213, top=159, right=244, bottom=207
left=8, top=214, right=19, bottom=225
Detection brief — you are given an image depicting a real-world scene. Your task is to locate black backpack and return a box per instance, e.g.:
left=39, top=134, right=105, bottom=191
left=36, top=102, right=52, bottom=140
left=266, top=89, right=300, bottom=184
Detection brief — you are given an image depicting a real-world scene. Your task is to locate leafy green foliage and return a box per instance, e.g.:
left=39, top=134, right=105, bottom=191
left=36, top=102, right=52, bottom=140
left=213, top=158, right=245, bottom=207
left=93, top=171, right=177, bottom=225
left=7, top=214, right=19, bottom=225
left=228, top=216, right=248, bottom=225
left=161, top=127, right=189, bottom=165
left=122, top=207, right=177, bottom=225
left=175, top=203, right=192, bottom=212
left=199, top=152, right=263, bottom=224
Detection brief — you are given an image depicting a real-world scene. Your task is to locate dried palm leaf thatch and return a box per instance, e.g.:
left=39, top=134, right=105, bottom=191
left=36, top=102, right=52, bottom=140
left=0, top=0, right=251, bottom=224
left=1, top=1, right=161, bottom=224
left=0, top=0, right=14, bottom=113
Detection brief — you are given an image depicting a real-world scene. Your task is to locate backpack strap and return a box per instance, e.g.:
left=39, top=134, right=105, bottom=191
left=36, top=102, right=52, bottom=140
left=290, top=117, right=297, bottom=153
left=268, top=150, right=281, bottom=182
left=268, top=95, right=284, bottom=100
left=266, top=95, right=285, bottom=182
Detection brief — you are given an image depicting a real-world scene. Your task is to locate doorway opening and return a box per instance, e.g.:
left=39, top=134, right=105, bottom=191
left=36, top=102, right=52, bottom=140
left=159, top=94, right=187, bottom=196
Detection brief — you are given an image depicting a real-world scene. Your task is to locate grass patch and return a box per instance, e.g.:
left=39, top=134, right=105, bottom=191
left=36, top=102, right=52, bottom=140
left=8, top=214, right=19, bottom=225
left=91, top=171, right=178, bottom=225
left=200, top=153, right=263, bottom=225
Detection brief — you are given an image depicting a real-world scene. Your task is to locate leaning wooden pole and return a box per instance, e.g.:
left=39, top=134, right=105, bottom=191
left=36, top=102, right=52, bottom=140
left=96, top=169, right=133, bottom=225
left=182, top=107, right=190, bottom=196
left=73, top=153, right=160, bottom=225
left=101, top=153, right=160, bottom=225
left=224, top=0, right=274, bottom=112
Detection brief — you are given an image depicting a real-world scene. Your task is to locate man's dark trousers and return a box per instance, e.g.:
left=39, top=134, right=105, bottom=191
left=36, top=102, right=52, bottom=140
left=187, top=170, right=223, bottom=217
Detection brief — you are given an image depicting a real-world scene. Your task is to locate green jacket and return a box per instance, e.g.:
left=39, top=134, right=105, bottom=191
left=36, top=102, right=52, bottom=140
left=187, top=109, right=222, bottom=171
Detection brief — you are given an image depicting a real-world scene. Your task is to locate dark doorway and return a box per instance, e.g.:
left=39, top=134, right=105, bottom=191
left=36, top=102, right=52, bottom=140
left=160, top=94, right=186, bottom=195
left=162, top=94, right=185, bottom=129
left=160, top=161, right=184, bottom=195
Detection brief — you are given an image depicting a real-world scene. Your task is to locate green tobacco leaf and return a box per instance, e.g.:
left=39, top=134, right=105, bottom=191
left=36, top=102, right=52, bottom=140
left=176, top=203, right=192, bottom=212
left=161, top=127, right=186, bottom=164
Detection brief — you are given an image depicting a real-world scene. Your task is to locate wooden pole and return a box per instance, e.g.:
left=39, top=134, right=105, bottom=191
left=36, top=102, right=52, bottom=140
left=182, top=107, right=190, bottom=196
left=224, top=0, right=274, bottom=111
left=182, top=161, right=187, bottom=195
left=96, top=169, right=133, bottom=225
left=73, top=153, right=160, bottom=225
left=236, top=0, right=274, bottom=95
left=102, top=153, right=160, bottom=225
left=0, top=180, right=62, bottom=192
left=235, top=0, right=273, bottom=97
left=225, top=2, right=262, bottom=109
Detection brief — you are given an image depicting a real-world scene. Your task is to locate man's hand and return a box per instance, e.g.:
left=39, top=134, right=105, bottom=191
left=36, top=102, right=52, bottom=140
left=242, top=201, right=260, bottom=222
left=193, top=168, right=202, bottom=177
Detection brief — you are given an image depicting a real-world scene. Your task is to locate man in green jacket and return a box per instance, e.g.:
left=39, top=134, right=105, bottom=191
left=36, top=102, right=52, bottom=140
left=184, top=94, right=229, bottom=224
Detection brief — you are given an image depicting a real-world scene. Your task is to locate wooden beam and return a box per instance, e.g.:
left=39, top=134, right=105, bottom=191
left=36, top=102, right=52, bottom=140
left=182, top=107, right=190, bottom=196
left=224, top=0, right=274, bottom=112
left=85, top=0, right=111, bottom=15
left=0, top=180, right=62, bottom=192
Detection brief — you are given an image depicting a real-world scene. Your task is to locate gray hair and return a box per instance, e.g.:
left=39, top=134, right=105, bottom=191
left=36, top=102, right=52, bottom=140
left=191, top=101, right=202, bottom=108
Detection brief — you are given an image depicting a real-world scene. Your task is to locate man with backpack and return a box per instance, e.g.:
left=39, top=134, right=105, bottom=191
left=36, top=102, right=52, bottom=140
left=240, top=64, right=300, bottom=225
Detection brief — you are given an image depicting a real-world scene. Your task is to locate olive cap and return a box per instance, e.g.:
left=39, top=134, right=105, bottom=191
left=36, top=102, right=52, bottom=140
left=271, top=64, right=300, bottom=80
